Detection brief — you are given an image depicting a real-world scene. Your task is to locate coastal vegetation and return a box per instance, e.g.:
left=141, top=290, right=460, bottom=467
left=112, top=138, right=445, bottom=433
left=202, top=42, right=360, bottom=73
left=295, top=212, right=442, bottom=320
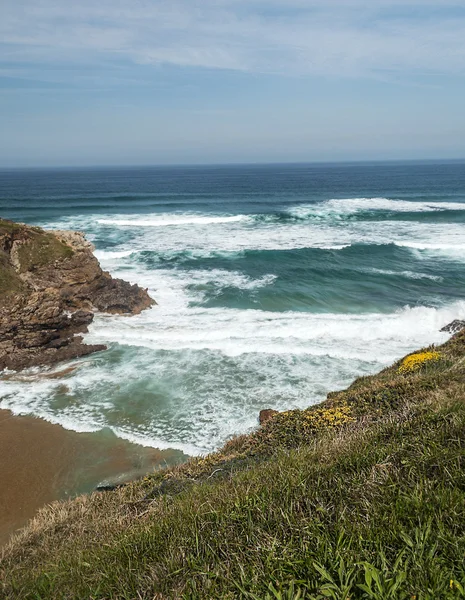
left=0, top=252, right=24, bottom=299
left=0, top=219, right=71, bottom=295
left=15, top=227, right=73, bottom=273
left=1, top=328, right=465, bottom=598
left=397, top=350, right=442, bottom=374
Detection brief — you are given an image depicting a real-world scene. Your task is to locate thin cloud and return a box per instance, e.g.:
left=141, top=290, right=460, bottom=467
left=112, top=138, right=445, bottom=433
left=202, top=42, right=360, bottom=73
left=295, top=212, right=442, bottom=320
left=1, top=1, right=465, bottom=80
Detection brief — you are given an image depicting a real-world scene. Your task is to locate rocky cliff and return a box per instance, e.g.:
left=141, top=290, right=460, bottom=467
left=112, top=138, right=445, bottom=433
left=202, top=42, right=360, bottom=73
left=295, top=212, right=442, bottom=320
left=0, top=219, right=154, bottom=371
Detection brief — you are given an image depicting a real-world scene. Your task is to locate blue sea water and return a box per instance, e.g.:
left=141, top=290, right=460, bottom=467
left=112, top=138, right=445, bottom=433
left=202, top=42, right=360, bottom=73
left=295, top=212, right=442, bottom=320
left=1, top=161, right=465, bottom=454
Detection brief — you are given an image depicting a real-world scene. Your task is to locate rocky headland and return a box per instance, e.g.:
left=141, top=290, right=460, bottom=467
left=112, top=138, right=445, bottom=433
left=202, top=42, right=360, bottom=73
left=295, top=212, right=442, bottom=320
left=0, top=219, right=154, bottom=372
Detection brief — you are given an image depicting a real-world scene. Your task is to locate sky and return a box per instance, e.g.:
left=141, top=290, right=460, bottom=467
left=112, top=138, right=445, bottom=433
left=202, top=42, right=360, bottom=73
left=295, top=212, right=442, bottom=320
left=1, top=0, right=465, bottom=167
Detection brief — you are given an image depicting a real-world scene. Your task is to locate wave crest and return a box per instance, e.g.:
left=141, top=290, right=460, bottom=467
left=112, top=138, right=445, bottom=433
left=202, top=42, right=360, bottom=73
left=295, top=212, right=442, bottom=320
left=97, top=215, right=247, bottom=227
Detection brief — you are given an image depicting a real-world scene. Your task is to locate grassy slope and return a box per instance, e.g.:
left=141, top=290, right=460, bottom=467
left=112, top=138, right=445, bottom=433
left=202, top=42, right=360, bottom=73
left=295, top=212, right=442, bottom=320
left=15, top=231, right=73, bottom=273
left=0, top=220, right=25, bottom=300
left=0, top=253, right=25, bottom=299
left=1, top=332, right=465, bottom=599
left=0, top=219, right=73, bottom=285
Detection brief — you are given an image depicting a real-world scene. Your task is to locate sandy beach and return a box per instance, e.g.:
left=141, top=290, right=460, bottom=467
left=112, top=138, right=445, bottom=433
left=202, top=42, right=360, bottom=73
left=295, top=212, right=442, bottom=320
left=0, top=409, right=186, bottom=545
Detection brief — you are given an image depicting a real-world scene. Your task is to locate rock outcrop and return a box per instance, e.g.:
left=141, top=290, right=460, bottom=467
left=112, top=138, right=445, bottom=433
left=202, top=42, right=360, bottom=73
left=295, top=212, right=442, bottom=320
left=259, top=409, right=278, bottom=425
left=0, top=219, right=155, bottom=371
left=441, top=320, right=465, bottom=335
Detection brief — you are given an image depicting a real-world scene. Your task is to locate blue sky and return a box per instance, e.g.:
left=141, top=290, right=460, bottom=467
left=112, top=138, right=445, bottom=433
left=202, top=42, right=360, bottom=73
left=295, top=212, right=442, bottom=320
left=1, top=0, right=465, bottom=167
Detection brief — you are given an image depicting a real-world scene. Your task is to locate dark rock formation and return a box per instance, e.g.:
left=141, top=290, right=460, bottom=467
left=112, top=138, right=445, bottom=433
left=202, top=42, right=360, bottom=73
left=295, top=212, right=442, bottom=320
left=0, top=219, right=155, bottom=371
left=441, top=320, right=465, bottom=335
left=259, top=409, right=278, bottom=425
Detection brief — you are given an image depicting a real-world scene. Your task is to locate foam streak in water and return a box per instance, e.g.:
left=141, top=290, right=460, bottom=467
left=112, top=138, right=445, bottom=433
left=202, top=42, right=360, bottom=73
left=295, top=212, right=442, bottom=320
left=290, top=198, right=465, bottom=218
left=98, top=215, right=247, bottom=227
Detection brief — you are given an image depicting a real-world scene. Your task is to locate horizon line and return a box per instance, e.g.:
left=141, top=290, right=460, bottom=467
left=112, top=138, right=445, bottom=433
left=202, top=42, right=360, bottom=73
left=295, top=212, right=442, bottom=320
left=1, top=157, right=465, bottom=171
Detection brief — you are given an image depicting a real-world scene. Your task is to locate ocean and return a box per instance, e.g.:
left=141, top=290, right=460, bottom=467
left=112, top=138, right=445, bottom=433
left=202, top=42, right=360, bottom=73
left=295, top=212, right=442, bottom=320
left=1, top=161, right=465, bottom=456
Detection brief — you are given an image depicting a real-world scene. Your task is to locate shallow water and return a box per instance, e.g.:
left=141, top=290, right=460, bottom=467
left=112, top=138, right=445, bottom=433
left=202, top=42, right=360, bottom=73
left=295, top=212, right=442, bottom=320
left=0, top=410, right=186, bottom=544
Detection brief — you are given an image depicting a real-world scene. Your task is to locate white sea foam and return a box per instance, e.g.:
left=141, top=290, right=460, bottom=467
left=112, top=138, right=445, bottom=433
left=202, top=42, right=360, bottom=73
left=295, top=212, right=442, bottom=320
left=97, top=215, right=247, bottom=227
left=88, top=258, right=461, bottom=358
left=289, top=198, right=465, bottom=218
left=4, top=199, right=464, bottom=453
left=395, top=241, right=465, bottom=251
left=41, top=207, right=465, bottom=261
left=188, top=270, right=277, bottom=292
left=0, top=373, right=205, bottom=456
left=2, top=289, right=463, bottom=453
left=87, top=295, right=464, bottom=359
left=394, top=241, right=465, bottom=260
left=94, top=249, right=136, bottom=260
left=90, top=221, right=464, bottom=261
left=334, top=197, right=465, bottom=213
left=365, top=268, right=443, bottom=282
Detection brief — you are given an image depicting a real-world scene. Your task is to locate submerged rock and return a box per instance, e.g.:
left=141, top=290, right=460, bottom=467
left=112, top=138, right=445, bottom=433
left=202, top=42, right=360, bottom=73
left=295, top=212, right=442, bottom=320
left=0, top=219, right=155, bottom=372
left=441, top=320, right=465, bottom=334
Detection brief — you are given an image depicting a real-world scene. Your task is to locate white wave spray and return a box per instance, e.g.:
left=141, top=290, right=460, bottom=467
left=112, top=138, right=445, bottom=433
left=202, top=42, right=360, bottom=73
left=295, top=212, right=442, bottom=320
left=2, top=196, right=465, bottom=454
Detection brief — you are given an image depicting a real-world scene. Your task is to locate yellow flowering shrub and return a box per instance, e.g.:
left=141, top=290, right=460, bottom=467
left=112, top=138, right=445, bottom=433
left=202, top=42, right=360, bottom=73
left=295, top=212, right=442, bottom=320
left=276, top=403, right=355, bottom=433
left=398, top=351, right=441, bottom=374
left=300, top=403, right=355, bottom=429
left=161, top=403, right=356, bottom=480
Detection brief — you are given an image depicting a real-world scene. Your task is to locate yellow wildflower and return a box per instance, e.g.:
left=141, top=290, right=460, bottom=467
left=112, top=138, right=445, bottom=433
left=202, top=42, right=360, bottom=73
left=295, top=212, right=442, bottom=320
left=300, top=403, right=354, bottom=430
left=398, top=351, right=440, bottom=374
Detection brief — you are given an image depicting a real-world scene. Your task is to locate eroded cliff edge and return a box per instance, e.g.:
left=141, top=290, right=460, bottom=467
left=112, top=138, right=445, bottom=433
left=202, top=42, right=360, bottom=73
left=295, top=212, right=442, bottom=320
left=0, top=219, right=154, bottom=371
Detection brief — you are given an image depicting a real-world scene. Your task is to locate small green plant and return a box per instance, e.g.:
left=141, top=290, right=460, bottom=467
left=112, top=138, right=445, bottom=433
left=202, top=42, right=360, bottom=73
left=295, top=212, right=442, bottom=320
left=357, top=554, right=408, bottom=599
left=312, top=559, right=358, bottom=599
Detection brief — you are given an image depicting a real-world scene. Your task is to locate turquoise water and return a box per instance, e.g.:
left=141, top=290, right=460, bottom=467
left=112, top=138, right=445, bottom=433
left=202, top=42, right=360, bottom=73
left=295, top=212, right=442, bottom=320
left=1, top=162, right=465, bottom=454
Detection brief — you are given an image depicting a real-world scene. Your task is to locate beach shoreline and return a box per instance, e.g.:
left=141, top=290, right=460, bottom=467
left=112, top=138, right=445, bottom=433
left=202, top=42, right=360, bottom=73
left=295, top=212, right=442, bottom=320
left=0, top=409, right=186, bottom=545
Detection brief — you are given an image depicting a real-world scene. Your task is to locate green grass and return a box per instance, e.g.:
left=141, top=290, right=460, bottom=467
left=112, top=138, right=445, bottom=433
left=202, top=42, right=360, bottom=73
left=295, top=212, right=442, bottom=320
left=0, top=220, right=73, bottom=305
left=15, top=230, right=73, bottom=273
left=0, top=218, right=73, bottom=275
left=0, top=255, right=25, bottom=299
left=1, top=332, right=465, bottom=599
left=0, top=218, right=24, bottom=234
left=0, top=220, right=24, bottom=300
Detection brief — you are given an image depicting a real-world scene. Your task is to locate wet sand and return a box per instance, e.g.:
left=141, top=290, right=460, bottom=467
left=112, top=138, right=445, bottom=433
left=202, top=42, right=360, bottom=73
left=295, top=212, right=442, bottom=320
left=0, top=410, right=187, bottom=545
